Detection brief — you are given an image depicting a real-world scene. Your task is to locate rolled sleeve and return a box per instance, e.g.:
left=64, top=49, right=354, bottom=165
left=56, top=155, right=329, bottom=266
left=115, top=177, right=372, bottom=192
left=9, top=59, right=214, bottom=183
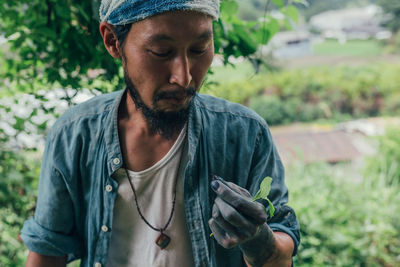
left=20, top=217, right=81, bottom=258
left=249, top=123, right=301, bottom=256
left=269, top=205, right=300, bottom=256
left=20, top=130, right=82, bottom=262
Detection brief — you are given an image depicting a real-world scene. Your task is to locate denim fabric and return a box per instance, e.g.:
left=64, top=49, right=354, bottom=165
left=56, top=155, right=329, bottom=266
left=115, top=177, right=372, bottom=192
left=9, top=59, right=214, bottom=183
left=21, top=90, right=300, bottom=267
left=100, top=0, right=220, bottom=25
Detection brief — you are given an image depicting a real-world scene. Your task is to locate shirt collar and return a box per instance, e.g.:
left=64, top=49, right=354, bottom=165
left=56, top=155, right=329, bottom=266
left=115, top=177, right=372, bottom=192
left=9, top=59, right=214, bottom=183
left=104, top=91, right=204, bottom=176
left=104, top=89, right=126, bottom=176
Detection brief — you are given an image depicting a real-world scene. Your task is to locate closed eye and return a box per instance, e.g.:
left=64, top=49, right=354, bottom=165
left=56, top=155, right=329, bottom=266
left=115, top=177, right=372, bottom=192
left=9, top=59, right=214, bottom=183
left=190, top=42, right=211, bottom=55
left=150, top=50, right=172, bottom=58
left=191, top=49, right=207, bottom=55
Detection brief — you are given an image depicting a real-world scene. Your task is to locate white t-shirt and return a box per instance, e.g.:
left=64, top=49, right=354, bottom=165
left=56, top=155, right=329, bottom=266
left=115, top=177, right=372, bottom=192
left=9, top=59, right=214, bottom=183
left=106, top=126, right=194, bottom=266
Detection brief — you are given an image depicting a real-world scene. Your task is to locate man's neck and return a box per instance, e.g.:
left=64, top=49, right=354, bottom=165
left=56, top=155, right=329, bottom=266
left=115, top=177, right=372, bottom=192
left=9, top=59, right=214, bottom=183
left=118, top=91, right=182, bottom=171
left=122, top=90, right=184, bottom=138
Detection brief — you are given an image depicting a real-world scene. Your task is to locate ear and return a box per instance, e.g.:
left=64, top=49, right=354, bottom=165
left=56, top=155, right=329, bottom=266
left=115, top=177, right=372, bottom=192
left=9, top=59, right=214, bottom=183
left=100, top=21, right=122, bottom=59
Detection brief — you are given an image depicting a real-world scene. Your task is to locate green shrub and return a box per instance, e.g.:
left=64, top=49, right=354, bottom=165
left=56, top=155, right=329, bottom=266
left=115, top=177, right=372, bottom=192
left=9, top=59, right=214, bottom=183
left=207, top=64, right=400, bottom=125
left=364, top=127, right=400, bottom=186
left=0, top=209, right=29, bottom=266
left=287, top=162, right=400, bottom=267
left=248, top=95, right=330, bottom=125
left=281, top=98, right=303, bottom=122
left=248, top=95, right=288, bottom=125
left=202, top=75, right=266, bottom=104
left=294, top=103, right=326, bottom=122
left=383, top=92, right=400, bottom=115
left=0, top=150, right=39, bottom=266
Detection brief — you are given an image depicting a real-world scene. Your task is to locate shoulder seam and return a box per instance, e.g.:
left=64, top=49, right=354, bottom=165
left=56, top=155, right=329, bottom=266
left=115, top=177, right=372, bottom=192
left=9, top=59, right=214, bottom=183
left=49, top=108, right=112, bottom=140
left=194, top=99, right=267, bottom=127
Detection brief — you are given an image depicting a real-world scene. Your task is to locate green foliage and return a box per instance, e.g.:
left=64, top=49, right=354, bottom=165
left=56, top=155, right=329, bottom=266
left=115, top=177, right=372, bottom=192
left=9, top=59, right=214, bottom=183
left=203, top=74, right=266, bottom=103
left=364, top=127, right=400, bottom=186
left=383, top=30, right=400, bottom=55
left=313, top=39, right=383, bottom=57
left=237, top=0, right=265, bottom=21
left=378, top=0, right=400, bottom=33
left=213, top=0, right=300, bottom=67
left=252, top=177, right=275, bottom=218
left=0, top=150, right=39, bottom=266
left=287, top=162, right=400, bottom=266
left=249, top=95, right=288, bottom=125
left=206, top=64, right=400, bottom=125
left=248, top=95, right=327, bottom=125
left=0, top=0, right=121, bottom=94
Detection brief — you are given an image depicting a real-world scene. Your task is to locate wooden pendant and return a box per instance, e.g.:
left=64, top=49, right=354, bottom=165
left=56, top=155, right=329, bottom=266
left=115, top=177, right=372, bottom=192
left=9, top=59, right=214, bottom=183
left=155, top=232, right=171, bottom=249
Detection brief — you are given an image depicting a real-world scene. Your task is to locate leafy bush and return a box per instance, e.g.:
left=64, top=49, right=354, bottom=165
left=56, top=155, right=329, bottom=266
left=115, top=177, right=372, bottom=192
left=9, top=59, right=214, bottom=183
left=203, top=74, right=267, bottom=104
left=249, top=95, right=287, bottom=125
left=248, top=95, right=329, bottom=125
left=206, top=64, right=400, bottom=125
left=383, top=92, right=400, bottom=115
left=287, top=162, right=400, bottom=267
left=295, top=103, right=326, bottom=122
left=0, top=150, right=39, bottom=266
left=364, top=127, right=400, bottom=186
left=0, top=209, right=29, bottom=267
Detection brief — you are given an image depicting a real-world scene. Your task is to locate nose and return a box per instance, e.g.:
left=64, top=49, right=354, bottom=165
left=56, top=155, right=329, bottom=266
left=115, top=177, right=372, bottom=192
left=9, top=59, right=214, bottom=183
left=169, top=54, right=192, bottom=88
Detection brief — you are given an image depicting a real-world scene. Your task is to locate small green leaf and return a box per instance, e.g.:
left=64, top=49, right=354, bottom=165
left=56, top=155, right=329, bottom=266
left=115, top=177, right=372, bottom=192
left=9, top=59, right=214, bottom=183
left=266, top=198, right=275, bottom=218
left=283, top=5, right=299, bottom=23
left=252, top=177, right=275, bottom=218
left=256, top=17, right=280, bottom=44
left=267, top=18, right=280, bottom=37
left=271, top=0, right=284, bottom=8
left=253, top=177, right=272, bottom=201
left=220, top=0, right=239, bottom=17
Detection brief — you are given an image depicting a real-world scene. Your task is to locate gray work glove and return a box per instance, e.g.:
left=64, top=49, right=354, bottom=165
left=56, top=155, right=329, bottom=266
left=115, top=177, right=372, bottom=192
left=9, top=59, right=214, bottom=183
left=208, top=176, right=276, bottom=267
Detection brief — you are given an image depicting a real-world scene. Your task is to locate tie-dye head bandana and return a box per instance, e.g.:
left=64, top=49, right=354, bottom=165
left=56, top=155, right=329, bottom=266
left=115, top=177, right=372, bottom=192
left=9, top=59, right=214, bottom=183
left=100, top=0, right=220, bottom=25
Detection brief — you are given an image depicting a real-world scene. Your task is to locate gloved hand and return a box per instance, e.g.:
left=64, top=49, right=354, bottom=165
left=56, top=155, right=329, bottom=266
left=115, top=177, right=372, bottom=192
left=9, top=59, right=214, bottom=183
left=208, top=176, right=276, bottom=267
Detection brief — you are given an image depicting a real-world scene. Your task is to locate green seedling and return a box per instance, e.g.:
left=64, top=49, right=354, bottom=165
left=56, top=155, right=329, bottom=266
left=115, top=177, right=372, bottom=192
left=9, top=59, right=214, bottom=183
left=252, top=176, right=275, bottom=219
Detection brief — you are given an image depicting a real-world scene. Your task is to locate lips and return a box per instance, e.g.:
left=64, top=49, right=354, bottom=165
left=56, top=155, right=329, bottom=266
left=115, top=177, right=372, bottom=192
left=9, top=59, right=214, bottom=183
left=155, top=91, right=184, bottom=101
left=154, top=87, right=196, bottom=103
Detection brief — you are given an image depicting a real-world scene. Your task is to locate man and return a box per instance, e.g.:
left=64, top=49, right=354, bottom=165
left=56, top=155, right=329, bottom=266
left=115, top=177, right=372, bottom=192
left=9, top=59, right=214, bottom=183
left=21, top=0, right=300, bottom=266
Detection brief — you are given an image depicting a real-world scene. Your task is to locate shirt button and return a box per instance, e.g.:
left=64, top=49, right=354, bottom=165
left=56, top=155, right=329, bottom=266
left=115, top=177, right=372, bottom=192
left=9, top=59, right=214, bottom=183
left=113, top=157, right=120, bottom=165
left=95, top=263, right=102, bottom=267
left=105, top=185, right=113, bottom=192
left=101, top=225, right=109, bottom=232
left=194, top=220, right=200, bottom=230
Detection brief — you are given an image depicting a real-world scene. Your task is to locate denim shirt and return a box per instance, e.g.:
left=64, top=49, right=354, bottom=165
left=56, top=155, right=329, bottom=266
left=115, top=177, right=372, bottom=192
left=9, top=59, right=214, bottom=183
left=21, top=90, right=300, bottom=267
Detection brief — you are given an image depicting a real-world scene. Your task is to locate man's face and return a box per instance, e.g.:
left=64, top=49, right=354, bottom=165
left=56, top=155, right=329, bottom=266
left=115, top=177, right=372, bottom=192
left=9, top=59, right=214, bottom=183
left=121, top=11, right=214, bottom=113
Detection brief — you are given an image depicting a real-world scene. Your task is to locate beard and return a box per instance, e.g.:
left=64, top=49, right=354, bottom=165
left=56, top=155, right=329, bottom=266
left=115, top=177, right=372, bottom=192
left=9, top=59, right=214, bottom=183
left=124, top=69, right=196, bottom=140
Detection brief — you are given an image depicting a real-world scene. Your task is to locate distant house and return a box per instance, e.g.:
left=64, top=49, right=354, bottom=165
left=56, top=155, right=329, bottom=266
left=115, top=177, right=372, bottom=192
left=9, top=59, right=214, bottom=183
left=309, top=5, right=390, bottom=41
left=261, top=30, right=312, bottom=59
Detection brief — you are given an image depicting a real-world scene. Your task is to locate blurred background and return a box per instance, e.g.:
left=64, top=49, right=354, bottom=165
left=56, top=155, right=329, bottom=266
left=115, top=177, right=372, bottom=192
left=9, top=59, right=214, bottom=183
left=1, top=0, right=400, bottom=266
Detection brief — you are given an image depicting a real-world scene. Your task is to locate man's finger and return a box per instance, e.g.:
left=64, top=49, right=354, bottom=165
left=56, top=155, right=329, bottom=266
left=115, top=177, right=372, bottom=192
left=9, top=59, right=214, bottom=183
left=212, top=202, right=253, bottom=239
left=211, top=180, right=268, bottom=224
left=214, top=197, right=258, bottom=236
left=213, top=176, right=251, bottom=198
left=208, top=218, right=239, bottom=249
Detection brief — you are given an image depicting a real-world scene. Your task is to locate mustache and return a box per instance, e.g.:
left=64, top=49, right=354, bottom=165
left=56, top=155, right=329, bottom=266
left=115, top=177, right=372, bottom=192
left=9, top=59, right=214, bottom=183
left=154, top=87, right=196, bottom=102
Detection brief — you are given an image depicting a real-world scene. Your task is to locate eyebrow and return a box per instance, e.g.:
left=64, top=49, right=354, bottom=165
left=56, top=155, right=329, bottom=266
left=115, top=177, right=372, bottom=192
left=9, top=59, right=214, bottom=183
left=147, top=30, right=213, bottom=44
left=196, top=30, right=214, bottom=41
